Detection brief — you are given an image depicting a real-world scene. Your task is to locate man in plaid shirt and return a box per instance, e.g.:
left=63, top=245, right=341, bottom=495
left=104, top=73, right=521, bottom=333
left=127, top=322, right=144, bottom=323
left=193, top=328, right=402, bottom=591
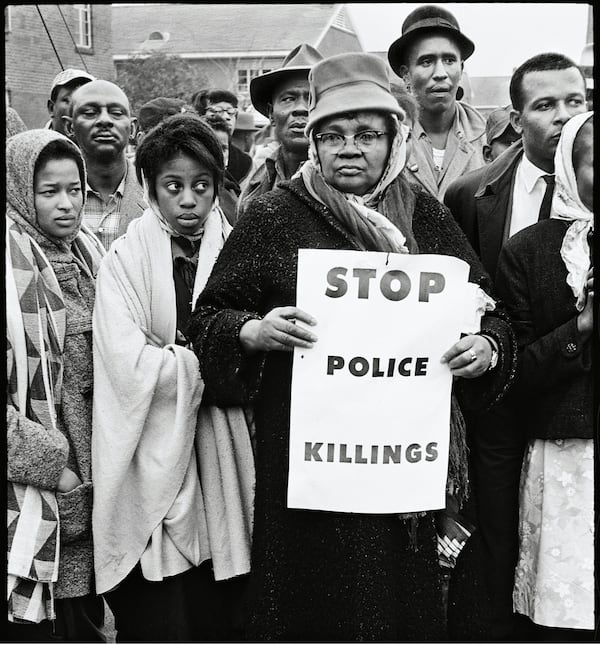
left=64, top=80, right=146, bottom=250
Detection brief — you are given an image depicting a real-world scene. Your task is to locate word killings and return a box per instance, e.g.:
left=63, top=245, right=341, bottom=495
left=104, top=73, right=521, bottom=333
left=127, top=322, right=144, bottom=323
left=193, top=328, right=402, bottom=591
left=325, top=267, right=446, bottom=302
left=304, top=441, right=439, bottom=464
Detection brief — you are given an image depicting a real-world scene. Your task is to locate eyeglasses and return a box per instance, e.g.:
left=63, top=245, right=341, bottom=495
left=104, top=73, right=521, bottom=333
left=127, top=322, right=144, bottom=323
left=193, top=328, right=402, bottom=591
left=206, top=107, right=238, bottom=117
left=315, top=130, right=388, bottom=152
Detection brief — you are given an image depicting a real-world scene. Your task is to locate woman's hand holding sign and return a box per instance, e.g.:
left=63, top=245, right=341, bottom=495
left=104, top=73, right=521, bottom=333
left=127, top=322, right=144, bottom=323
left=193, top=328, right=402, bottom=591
left=440, top=333, right=494, bottom=379
left=240, top=307, right=318, bottom=353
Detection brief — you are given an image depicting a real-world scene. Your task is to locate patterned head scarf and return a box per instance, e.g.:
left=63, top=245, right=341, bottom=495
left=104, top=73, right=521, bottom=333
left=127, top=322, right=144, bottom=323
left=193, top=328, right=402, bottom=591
left=6, top=129, right=87, bottom=253
left=550, top=111, right=594, bottom=309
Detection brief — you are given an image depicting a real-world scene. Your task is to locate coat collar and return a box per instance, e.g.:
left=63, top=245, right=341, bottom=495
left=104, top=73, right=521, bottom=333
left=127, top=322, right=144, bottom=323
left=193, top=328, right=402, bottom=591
left=407, top=101, right=486, bottom=198
left=474, top=140, right=524, bottom=198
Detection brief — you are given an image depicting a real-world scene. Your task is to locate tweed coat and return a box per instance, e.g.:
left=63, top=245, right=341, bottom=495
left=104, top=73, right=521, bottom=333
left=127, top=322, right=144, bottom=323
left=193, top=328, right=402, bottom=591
left=191, top=177, right=515, bottom=641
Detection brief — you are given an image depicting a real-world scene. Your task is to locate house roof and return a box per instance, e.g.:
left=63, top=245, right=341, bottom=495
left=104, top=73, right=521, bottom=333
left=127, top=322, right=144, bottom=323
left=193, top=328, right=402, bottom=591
left=112, top=3, right=355, bottom=57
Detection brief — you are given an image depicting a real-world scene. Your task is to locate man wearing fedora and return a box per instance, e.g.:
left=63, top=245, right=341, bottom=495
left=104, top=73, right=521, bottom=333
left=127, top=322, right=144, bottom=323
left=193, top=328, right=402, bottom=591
left=232, top=111, right=259, bottom=155
left=387, top=5, right=486, bottom=201
left=238, top=43, right=323, bottom=217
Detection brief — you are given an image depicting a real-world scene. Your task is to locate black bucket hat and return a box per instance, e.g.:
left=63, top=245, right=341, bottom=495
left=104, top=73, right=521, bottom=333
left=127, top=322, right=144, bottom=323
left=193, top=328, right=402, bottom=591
left=388, top=5, right=475, bottom=75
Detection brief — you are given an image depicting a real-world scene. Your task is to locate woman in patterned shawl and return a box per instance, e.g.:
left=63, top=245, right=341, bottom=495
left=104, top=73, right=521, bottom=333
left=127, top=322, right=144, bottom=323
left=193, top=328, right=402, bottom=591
left=6, top=129, right=105, bottom=641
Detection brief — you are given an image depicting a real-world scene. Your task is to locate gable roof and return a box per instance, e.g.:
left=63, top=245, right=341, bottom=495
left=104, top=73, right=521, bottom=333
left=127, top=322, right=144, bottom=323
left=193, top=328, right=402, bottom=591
left=112, top=3, right=356, bottom=57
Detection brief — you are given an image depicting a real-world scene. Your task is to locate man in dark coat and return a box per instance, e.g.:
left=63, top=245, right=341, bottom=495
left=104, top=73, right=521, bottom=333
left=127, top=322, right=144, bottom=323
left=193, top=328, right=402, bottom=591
left=443, top=52, right=587, bottom=640
left=193, top=88, right=252, bottom=185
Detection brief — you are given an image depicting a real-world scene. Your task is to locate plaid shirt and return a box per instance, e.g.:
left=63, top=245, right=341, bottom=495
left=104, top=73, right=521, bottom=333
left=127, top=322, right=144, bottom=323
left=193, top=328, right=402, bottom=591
left=82, top=169, right=128, bottom=250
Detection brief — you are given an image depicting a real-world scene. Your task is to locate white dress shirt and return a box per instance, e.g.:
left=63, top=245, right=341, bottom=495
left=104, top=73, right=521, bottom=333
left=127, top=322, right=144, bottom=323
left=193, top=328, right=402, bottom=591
left=508, top=154, right=551, bottom=238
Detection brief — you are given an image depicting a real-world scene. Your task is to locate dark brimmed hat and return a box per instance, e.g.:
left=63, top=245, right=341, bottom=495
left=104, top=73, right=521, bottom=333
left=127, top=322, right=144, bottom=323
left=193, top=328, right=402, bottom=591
left=137, top=97, right=192, bottom=131
left=306, top=52, right=405, bottom=134
left=485, top=105, right=516, bottom=144
left=250, top=43, right=323, bottom=117
left=388, top=5, right=475, bottom=75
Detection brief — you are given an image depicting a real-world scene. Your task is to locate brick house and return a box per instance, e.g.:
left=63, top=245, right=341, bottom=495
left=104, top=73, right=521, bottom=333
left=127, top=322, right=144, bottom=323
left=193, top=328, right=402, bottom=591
left=5, top=4, right=114, bottom=129
left=112, top=3, right=363, bottom=110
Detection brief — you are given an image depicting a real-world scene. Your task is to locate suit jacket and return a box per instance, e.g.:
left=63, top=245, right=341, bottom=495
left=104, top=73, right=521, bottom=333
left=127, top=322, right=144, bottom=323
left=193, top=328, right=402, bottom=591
left=444, top=140, right=524, bottom=280
left=495, top=219, right=592, bottom=440
left=405, top=101, right=486, bottom=201
left=117, top=157, right=147, bottom=239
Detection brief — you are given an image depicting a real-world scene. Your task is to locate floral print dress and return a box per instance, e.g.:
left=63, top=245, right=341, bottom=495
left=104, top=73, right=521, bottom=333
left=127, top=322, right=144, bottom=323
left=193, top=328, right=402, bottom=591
left=513, top=437, right=594, bottom=630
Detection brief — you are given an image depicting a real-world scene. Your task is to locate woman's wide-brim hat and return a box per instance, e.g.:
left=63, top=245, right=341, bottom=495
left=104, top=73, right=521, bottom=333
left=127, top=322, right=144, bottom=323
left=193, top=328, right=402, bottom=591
left=387, top=4, right=475, bottom=75
left=250, top=43, right=323, bottom=117
left=305, top=52, right=405, bottom=135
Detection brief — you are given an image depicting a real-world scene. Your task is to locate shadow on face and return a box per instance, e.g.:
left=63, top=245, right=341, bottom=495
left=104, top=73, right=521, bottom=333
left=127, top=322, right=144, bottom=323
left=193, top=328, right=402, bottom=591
left=573, top=118, right=593, bottom=211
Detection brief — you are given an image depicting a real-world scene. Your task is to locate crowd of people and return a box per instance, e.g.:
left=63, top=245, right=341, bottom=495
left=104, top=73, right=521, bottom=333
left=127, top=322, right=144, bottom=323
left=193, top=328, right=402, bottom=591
left=6, top=4, right=595, bottom=643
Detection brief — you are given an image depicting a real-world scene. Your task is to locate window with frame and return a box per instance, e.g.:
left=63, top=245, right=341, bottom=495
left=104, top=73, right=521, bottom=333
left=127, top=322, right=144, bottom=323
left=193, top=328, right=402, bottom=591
left=74, top=4, right=92, bottom=49
left=237, top=68, right=272, bottom=95
left=5, top=6, right=12, bottom=33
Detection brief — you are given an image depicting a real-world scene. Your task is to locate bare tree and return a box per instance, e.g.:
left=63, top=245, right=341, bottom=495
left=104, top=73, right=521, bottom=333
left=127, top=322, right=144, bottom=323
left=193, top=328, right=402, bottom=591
left=116, top=52, right=209, bottom=115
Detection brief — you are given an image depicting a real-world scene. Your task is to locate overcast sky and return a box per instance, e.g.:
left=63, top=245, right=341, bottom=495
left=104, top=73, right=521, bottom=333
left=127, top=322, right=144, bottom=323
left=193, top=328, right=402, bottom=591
left=346, top=3, right=591, bottom=77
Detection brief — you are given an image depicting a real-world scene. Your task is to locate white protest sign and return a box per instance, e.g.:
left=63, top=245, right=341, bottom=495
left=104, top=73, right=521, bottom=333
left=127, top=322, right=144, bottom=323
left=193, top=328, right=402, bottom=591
left=288, top=249, right=475, bottom=514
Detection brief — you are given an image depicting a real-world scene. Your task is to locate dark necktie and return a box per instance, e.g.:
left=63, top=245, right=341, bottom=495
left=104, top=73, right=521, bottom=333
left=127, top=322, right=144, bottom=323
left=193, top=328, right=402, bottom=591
left=537, top=174, right=555, bottom=221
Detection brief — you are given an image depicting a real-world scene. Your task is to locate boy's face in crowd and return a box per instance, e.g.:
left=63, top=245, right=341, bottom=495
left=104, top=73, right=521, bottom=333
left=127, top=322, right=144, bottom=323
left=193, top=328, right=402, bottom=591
left=48, top=82, right=89, bottom=135
left=510, top=67, right=587, bottom=171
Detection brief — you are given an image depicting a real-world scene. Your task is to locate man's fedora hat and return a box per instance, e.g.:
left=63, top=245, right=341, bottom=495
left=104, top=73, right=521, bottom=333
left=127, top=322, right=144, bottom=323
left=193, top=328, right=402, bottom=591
left=250, top=43, right=323, bottom=117
left=388, top=5, right=475, bottom=75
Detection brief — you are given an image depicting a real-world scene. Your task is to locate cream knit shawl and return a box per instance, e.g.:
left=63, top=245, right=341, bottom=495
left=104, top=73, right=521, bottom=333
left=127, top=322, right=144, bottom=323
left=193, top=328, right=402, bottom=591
left=92, top=207, right=254, bottom=594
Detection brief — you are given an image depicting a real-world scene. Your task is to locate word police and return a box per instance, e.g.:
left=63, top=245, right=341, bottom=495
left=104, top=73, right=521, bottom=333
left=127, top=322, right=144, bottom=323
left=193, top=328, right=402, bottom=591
left=327, top=355, right=429, bottom=377
left=304, top=441, right=439, bottom=464
left=325, top=267, right=445, bottom=301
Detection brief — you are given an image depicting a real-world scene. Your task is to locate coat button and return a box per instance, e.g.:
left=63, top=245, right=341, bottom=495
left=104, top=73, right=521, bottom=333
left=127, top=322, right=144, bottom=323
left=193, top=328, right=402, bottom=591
left=566, top=342, right=577, bottom=353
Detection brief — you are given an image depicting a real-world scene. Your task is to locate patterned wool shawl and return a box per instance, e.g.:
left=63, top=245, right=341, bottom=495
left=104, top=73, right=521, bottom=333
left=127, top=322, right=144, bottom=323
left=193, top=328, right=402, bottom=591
left=6, top=130, right=104, bottom=623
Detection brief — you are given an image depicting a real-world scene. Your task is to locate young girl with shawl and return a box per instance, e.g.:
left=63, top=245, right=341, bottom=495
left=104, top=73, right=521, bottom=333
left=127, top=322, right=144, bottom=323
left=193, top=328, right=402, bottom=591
left=190, top=53, right=517, bottom=641
left=6, top=130, right=105, bottom=641
left=91, top=114, right=254, bottom=642
left=496, top=111, right=594, bottom=639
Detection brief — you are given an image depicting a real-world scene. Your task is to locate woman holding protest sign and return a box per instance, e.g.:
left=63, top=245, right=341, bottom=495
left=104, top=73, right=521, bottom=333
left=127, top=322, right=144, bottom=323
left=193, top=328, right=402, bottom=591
left=190, top=53, right=516, bottom=641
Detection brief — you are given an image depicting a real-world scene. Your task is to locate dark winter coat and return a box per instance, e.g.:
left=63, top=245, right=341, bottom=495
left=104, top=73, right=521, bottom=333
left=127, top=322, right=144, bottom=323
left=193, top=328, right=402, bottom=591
left=191, top=177, right=516, bottom=641
left=495, top=218, right=592, bottom=440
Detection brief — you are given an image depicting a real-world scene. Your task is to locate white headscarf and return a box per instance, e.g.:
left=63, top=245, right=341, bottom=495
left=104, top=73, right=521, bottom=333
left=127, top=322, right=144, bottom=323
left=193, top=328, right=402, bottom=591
left=550, top=110, right=594, bottom=310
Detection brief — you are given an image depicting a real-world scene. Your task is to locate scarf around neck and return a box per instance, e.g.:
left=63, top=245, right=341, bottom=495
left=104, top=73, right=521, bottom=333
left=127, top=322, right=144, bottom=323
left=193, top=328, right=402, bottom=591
left=550, top=110, right=594, bottom=310
left=5, top=129, right=103, bottom=624
left=299, top=118, right=419, bottom=254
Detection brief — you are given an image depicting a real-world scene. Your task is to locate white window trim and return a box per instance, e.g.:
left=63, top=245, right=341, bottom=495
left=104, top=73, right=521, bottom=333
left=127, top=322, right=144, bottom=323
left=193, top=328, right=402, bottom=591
left=5, top=6, right=12, bottom=33
left=75, top=4, right=92, bottom=49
